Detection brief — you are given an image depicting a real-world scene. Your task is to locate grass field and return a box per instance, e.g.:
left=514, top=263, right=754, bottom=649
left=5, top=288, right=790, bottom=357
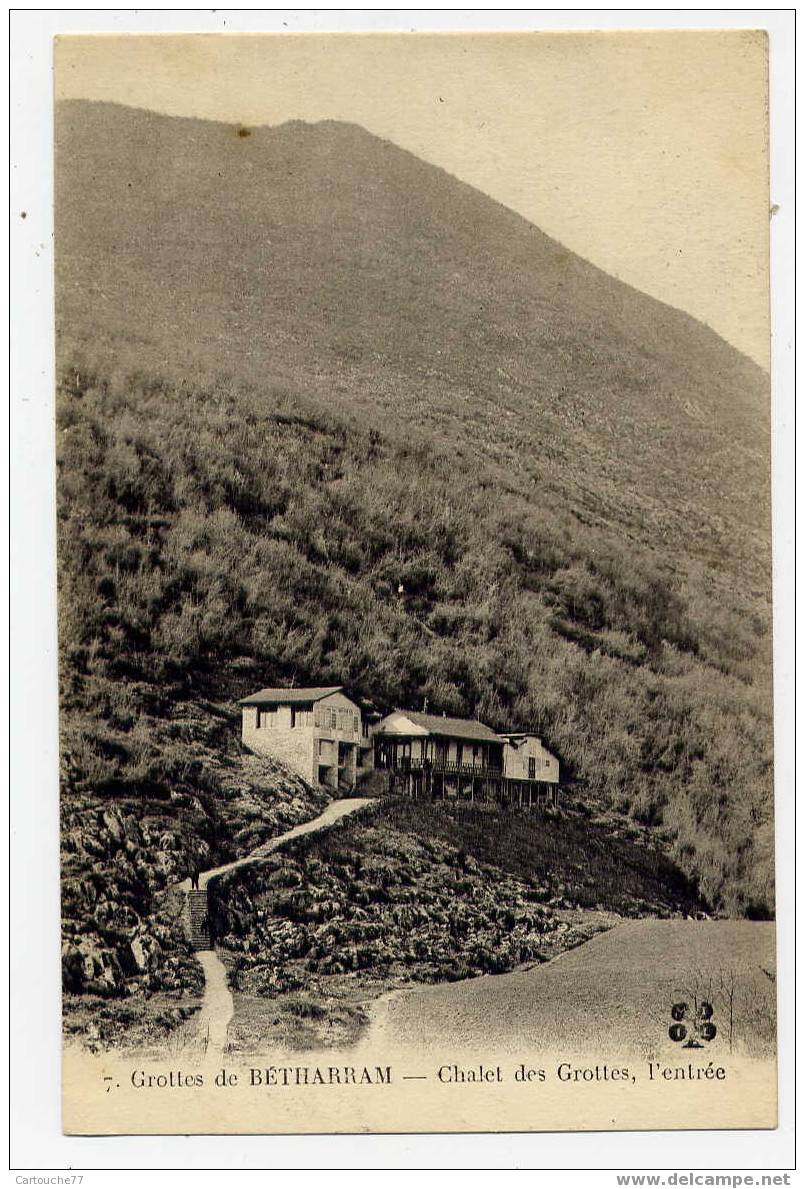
left=369, top=920, right=776, bottom=1061
left=62, top=990, right=205, bottom=1058
left=225, top=982, right=375, bottom=1056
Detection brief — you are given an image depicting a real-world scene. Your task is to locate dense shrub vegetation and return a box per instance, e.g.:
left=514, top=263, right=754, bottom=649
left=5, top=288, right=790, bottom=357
left=215, top=822, right=588, bottom=992
left=372, top=800, right=702, bottom=912
left=58, top=360, right=772, bottom=916
left=56, top=100, right=773, bottom=943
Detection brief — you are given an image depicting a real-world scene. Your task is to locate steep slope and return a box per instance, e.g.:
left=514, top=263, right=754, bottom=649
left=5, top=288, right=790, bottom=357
left=55, top=100, right=773, bottom=919
left=212, top=798, right=702, bottom=991
left=56, top=100, right=770, bottom=580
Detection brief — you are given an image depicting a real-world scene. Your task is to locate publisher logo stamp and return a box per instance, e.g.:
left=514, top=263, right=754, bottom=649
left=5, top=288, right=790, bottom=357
left=669, top=1001, right=717, bottom=1048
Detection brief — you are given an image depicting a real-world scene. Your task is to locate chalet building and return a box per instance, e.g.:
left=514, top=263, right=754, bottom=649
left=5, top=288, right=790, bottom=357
left=240, top=684, right=561, bottom=810
left=499, top=733, right=560, bottom=808
left=240, top=686, right=363, bottom=792
left=373, top=710, right=560, bottom=809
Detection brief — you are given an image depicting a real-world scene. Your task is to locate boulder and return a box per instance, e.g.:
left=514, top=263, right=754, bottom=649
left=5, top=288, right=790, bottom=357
left=130, top=933, right=163, bottom=973
left=102, top=810, right=125, bottom=846
left=62, top=936, right=125, bottom=995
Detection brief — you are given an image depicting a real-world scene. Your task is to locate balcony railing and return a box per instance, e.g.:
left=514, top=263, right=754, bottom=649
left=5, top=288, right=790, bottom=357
left=380, top=758, right=559, bottom=788
left=380, top=758, right=502, bottom=777
left=385, top=766, right=559, bottom=807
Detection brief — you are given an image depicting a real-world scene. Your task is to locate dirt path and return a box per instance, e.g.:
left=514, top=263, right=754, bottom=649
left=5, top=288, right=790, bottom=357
left=193, top=950, right=234, bottom=1056
left=185, top=797, right=373, bottom=1059
left=197, top=797, right=372, bottom=890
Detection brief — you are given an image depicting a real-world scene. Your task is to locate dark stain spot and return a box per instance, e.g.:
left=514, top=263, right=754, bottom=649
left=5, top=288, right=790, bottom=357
left=20, top=211, right=26, bottom=219
left=237, top=127, right=251, bottom=139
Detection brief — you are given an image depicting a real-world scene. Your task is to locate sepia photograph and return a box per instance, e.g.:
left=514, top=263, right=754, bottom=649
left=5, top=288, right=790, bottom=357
left=47, top=26, right=779, bottom=1137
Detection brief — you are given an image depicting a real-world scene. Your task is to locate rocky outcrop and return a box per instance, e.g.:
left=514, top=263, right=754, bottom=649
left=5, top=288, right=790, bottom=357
left=213, top=825, right=578, bottom=995
left=60, top=705, right=330, bottom=1004
left=61, top=801, right=200, bottom=997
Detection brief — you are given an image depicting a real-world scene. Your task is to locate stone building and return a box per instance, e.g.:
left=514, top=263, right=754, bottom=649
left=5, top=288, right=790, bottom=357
left=239, top=684, right=562, bottom=809
left=240, top=686, right=363, bottom=791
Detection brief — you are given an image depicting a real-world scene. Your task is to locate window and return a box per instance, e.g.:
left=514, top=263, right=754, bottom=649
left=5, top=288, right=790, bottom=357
left=330, top=709, right=337, bottom=729
left=545, top=758, right=551, bottom=768
left=528, top=757, right=537, bottom=780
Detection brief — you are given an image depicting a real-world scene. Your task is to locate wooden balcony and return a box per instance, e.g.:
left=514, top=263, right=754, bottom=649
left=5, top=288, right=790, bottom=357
left=383, top=759, right=559, bottom=811
left=380, top=758, right=502, bottom=777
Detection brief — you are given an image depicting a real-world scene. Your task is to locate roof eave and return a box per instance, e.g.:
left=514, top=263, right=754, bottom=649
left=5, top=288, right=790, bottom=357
left=239, top=686, right=343, bottom=706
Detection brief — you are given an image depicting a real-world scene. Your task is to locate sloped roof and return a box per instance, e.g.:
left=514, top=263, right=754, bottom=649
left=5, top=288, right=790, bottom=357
left=379, top=710, right=501, bottom=744
left=499, top=733, right=559, bottom=759
left=240, top=686, right=343, bottom=706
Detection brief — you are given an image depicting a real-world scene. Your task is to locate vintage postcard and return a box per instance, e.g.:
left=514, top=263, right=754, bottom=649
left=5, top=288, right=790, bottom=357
left=55, top=30, right=775, bottom=1135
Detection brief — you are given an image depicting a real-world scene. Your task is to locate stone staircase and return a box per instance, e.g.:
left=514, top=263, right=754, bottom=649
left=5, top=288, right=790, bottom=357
left=185, top=889, right=211, bottom=951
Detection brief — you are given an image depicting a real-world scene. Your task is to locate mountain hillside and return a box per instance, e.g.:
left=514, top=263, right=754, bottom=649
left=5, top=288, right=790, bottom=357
left=55, top=100, right=773, bottom=919
left=56, top=101, right=769, bottom=575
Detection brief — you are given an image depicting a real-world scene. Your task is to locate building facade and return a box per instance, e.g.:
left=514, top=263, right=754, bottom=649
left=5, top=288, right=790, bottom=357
left=373, top=710, right=560, bottom=809
left=240, top=686, right=562, bottom=808
left=499, top=733, right=560, bottom=808
left=240, top=686, right=363, bottom=791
